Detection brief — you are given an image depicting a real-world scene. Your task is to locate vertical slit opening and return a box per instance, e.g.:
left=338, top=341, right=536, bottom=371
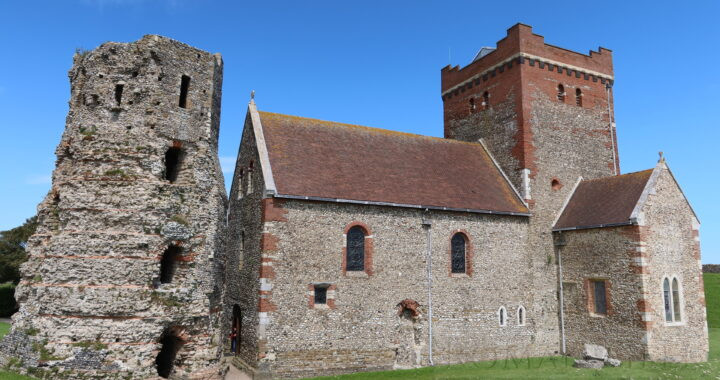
left=164, top=147, right=182, bottom=183
left=178, top=75, right=190, bottom=108
left=155, top=328, right=184, bottom=378
left=159, top=245, right=181, bottom=284
left=115, top=84, right=124, bottom=105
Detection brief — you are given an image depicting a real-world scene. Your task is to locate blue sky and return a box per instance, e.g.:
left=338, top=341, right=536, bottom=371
left=1, top=1, right=718, bottom=262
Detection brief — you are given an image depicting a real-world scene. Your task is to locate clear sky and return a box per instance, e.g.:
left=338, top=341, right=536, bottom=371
left=1, top=1, right=718, bottom=262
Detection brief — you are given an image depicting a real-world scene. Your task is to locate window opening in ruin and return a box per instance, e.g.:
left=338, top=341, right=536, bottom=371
left=482, top=91, right=489, bottom=109
left=159, top=245, right=181, bottom=284
left=498, top=306, right=507, bottom=326
left=164, top=147, right=182, bottom=183
left=450, top=233, right=467, bottom=274
left=663, top=278, right=672, bottom=321
left=575, top=88, right=583, bottom=106
left=346, top=226, right=366, bottom=271
left=246, top=161, right=254, bottom=195
left=314, top=285, right=328, bottom=304
left=469, top=97, right=476, bottom=113
left=557, top=84, right=565, bottom=102
left=115, top=84, right=124, bottom=105
left=592, top=280, right=607, bottom=315
left=517, top=306, right=525, bottom=326
left=179, top=75, right=191, bottom=108
left=551, top=179, right=562, bottom=191
left=155, top=328, right=184, bottom=378
left=237, top=169, right=244, bottom=199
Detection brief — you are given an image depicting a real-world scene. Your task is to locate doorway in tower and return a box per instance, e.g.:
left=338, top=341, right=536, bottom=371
left=231, top=305, right=242, bottom=355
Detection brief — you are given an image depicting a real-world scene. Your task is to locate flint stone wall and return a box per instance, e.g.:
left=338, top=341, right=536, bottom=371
left=4, top=35, right=228, bottom=379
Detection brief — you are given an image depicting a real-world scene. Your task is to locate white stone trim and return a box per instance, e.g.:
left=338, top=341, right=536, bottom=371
left=247, top=99, right=277, bottom=196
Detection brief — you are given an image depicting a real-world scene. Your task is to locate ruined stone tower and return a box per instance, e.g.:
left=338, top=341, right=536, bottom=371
left=441, top=23, right=618, bottom=353
left=3, top=36, right=227, bottom=378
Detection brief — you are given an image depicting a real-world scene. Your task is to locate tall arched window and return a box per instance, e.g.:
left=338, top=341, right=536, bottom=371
left=469, top=97, right=476, bottom=113
left=482, top=91, right=490, bottom=109
left=557, top=84, right=565, bottom=102
left=672, top=278, right=682, bottom=322
left=663, top=278, right=672, bottom=322
left=498, top=306, right=507, bottom=327
left=517, top=306, right=526, bottom=326
left=451, top=233, right=467, bottom=274
left=575, top=88, right=583, bottom=106
left=346, top=226, right=366, bottom=271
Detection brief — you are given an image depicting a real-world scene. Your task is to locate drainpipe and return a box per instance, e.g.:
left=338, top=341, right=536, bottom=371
left=555, top=233, right=567, bottom=355
left=421, top=210, right=434, bottom=366
left=606, top=83, right=618, bottom=176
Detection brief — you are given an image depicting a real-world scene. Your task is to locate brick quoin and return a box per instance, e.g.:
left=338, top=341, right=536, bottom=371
left=342, top=221, right=374, bottom=276
left=260, top=232, right=279, bottom=252
left=262, top=198, right=288, bottom=222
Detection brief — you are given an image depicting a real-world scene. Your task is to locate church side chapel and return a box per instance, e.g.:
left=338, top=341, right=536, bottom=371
left=0, top=23, right=707, bottom=379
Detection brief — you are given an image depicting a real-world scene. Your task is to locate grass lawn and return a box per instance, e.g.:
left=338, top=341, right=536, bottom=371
left=705, top=273, right=720, bottom=328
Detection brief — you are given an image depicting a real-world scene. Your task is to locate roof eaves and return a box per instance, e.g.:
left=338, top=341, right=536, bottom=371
left=552, top=221, right=634, bottom=232
left=249, top=100, right=277, bottom=196
left=273, top=193, right=532, bottom=217
left=478, top=138, right=529, bottom=211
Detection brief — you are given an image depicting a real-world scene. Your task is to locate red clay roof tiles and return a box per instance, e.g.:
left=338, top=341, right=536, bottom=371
left=553, top=169, right=654, bottom=231
left=258, top=111, right=529, bottom=215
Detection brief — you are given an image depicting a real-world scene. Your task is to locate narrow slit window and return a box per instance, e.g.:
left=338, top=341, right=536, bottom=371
left=164, top=147, right=182, bottom=183
left=237, top=169, right=244, bottom=199
left=482, top=91, right=489, bottom=109
left=314, top=285, right=328, bottom=305
left=517, top=306, right=525, bottom=326
left=499, top=306, right=506, bottom=326
left=575, top=88, right=583, bottom=106
left=115, top=84, right=124, bottom=105
left=178, top=75, right=190, bottom=108
left=451, top=233, right=467, bottom=274
left=159, top=245, right=181, bottom=284
left=557, top=84, right=565, bottom=102
left=469, top=97, right=476, bottom=113
left=346, top=226, right=366, bottom=271
left=246, top=161, right=254, bottom=195
left=592, top=280, right=607, bottom=315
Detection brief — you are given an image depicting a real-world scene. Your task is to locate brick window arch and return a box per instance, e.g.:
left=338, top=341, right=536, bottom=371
left=342, top=222, right=373, bottom=276
left=575, top=88, right=583, bottom=107
left=482, top=91, right=490, bottom=109
left=449, top=230, right=473, bottom=276
left=557, top=84, right=566, bottom=102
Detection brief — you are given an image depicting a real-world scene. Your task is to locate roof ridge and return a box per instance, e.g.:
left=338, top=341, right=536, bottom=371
left=580, top=168, right=653, bottom=183
left=257, top=110, right=485, bottom=147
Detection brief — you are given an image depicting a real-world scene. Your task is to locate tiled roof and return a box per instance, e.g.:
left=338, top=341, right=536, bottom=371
left=258, top=111, right=529, bottom=215
left=553, top=169, right=654, bottom=231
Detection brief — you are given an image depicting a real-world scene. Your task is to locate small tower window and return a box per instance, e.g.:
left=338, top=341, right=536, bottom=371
left=159, top=244, right=181, bottom=284
left=178, top=75, right=190, bottom=108
left=557, top=84, right=565, bottom=102
left=482, top=91, right=489, bottom=109
left=517, top=306, right=526, bottom=326
left=575, top=88, right=583, bottom=106
left=314, top=285, right=328, bottom=305
left=346, top=226, right=366, bottom=271
left=164, top=146, right=183, bottom=183
left=551, top=179, right=562, bottom=191
left=450, top=233, right=467, bottom=274
left=498, top=306, right=507, bottom=327
left=115, top=84, right=124, bottom=105
left=469, top=97, right=476, bottom=114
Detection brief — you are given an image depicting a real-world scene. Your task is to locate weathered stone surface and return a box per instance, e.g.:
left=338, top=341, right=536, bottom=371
left=573, top=359, right=604, bottom=369
left=605, top=358, right=621, bottom=367
left=583, top=344, right=608, bottom=361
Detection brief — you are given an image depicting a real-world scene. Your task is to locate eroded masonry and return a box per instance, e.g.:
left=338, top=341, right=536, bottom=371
left=0, top=24, right=709, bottom=379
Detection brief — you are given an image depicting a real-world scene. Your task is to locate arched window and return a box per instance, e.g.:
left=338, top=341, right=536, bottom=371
left=246, top=161, right=254, bottom=195
left=499, top=306, right=507, bottom=327
left=451, top=233, right=467, bottom=274
left=237, top=169, right=244, bottom=199
left=557, top=84, right=565, bottom=102
left=482, top=91, right=490, bottom=109
left=469, top=97, right=476, bottom=113
left=575, top=88, right=583, bottom=106
left=346, top=226, right=365, bottom=271
left=663, top=278, right=672, bottom=322
left=672, top=278, right=681, bottom=322
left=517, top=306, right=526, bottom=326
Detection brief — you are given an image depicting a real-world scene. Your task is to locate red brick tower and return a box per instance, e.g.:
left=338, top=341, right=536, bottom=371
left=441, top=23, right=619, bottom=354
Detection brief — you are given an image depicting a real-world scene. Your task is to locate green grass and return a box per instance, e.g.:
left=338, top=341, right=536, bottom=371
left=705, top=273, right=720, bottom=328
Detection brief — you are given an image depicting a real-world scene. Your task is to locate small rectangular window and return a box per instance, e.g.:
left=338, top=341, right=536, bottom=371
left=179, top=75, right=190, bottom=108
left=314, top=285, right=328, bottom=305
left=592, top=280, right=607, bottom=315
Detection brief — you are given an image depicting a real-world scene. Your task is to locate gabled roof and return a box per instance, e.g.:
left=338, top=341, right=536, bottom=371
left=252, top=108, right=529, bottom=216
left=553, top=169, right=654, bottom=231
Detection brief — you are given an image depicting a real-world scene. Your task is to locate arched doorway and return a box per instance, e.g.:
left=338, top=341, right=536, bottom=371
left=155, top=327, right=185, bottom=378
left=231, top=305, right=242, bottom=355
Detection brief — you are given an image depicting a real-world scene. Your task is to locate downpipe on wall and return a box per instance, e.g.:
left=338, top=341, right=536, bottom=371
left=555, top=233, right=567, bottom=355
left=422, top=210, right=434, bottom=366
